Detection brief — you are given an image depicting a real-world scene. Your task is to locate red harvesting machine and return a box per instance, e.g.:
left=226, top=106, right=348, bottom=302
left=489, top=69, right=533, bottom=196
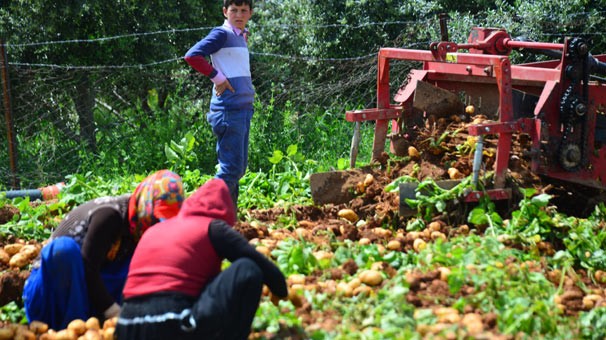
left=345, top=21, right=606, bottom=215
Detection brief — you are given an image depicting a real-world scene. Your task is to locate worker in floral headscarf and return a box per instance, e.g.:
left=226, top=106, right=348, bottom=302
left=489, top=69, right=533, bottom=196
left=22, top=170, right=184, bottom=330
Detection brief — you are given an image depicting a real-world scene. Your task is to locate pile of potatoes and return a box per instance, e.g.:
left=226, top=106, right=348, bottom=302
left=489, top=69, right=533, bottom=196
left=0, top=317, right=116, bottom=340
left=415, top=307, right=487, bottom=337
left=335, top=269, right=383, bottom=297
left=0, top=242, right=42, bottom=269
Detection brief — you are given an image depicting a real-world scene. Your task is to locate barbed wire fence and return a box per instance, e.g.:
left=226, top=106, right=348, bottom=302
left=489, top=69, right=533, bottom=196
left=1, top=12, right=605, bottom=189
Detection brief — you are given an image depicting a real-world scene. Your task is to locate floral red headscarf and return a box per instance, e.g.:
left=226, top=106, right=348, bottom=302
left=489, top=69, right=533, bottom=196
left=128, top=170, right=184, bottom=242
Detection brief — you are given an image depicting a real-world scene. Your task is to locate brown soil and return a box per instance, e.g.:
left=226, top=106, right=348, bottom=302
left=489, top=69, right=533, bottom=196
left=0, top=205, right=19, bottom=225
left=0, top=270, right=29, bottom=306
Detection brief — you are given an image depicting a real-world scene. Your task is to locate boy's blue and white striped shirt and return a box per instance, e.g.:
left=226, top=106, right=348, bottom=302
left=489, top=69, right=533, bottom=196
left=185, top=21, right=254, bottom=111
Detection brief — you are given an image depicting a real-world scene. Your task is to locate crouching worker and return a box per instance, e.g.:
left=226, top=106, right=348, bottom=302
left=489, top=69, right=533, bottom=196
left=22, top=170, right=184, bottom=330
left=116, top=178, right=287, bottom=340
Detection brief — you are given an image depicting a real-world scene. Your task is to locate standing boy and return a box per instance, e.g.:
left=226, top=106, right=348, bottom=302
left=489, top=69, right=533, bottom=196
left=185, top=0, right=254, bottom=208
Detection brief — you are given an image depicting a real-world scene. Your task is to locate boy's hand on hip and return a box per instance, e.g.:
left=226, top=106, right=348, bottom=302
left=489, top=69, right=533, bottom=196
left=216, top=80, right=235, bottom=96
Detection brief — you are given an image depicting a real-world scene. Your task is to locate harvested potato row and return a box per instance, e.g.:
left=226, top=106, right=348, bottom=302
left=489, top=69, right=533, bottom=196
left=0, top=317, right=117, bottom=340
left=2, top=242, right=42, bottom=268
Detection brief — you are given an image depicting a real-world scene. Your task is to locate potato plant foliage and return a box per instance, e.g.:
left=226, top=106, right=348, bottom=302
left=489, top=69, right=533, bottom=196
left=2, top=162, right=606, bottom=339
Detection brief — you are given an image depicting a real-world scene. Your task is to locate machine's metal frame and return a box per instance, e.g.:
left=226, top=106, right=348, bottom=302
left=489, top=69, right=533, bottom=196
left=346, top=27, right=606, bottom=202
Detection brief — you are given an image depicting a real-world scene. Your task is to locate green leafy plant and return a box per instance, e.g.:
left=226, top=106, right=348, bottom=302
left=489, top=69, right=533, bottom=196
left=424, top=235, right=570, bottom=336
left=272, top=238, right=320, bottom=275
left=468, top=194, right=503, bottom=233
left=0, top=302, right=27, bottom=324
left=0, top=197, right=65, bottom=241
left=404, top=177, right=473, bottom=221
left=578, top=307, right=606, bottom=340
left=239, top=144, right=315, bottom=209
left=420, top=128, right=463, bottom=156
left=506, top=188, right=555, bottom=239
left=336, top=158, right=349, bottom=171
left=561, top=217, right=606, bottom=271
left=384, top=175, right=418, bottom=193
left=253, top=300, right=304, bottom=336
left=164, top=132, right=198, bottom=174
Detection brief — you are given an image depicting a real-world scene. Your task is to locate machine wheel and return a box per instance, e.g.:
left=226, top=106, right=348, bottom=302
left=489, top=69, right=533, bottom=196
left=559, top=143, right=581, bottom=171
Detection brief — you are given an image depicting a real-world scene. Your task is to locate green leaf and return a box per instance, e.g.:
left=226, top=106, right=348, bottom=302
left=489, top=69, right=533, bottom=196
left=531, top=193, right=552, bottom=207
left=286, top=144, right=298, bottom=157
left=384, top=175, right=417, bottom=193
left=435, top=200, right=446, bottom=212
left=336, top=158, right=349, bottom=170
left=490, top=212, right=503, bottom=226
left=269, top=150, right=284, bottom=164
left=185, top=132, right=196, bottom=152
left=447, top=267, right=466, bottom=294
left=164, top=144, right=179, bottom=161
left=170, top=139, right=185, bottom=155
left=552, top=250, right=573, bottom=263
left=406, top=218, right=425, bottom=231
left=521, top=187, right=538, bottom=198
left=468, top=207, right=488, bottom=225
left=147, top=88, right=159, bottom=110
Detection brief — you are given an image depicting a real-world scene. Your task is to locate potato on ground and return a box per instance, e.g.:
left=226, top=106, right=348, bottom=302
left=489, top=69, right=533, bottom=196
left=9, top=252, right=30, bottom=268
left=337, top=209, right=359, bottom=223
left=0, top=328, right=14, bottom=340
left=67, top=319, right=87, bottom=336
left=4, top=243, right=23, bottom=256
left=29, top=321, right=49, bottom=334
left=85, top=317, right=100, bottom=331
left=358, top=270, right=383, bottom=286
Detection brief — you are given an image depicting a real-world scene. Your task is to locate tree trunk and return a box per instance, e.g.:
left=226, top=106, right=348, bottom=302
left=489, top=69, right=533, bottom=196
left=73, top=71, right=96, bottom=151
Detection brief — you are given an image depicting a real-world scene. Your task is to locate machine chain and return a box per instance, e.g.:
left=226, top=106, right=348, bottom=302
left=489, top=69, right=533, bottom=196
left=559, top=85, right=588, bottom=171
left=558, top=38, right=590, bottom=172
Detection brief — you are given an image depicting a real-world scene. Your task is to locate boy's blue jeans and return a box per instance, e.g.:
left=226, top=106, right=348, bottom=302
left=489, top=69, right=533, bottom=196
left=207, top=109, right=253, bottom=207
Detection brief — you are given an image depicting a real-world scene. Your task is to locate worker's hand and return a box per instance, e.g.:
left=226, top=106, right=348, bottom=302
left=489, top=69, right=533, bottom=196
left=270, top=288, right=303, bottom=308
left=103, top=302, right=121, bottom=319
left=215, top=80, right=235, bottom=97
left=269, top=289, right=288, bottom=307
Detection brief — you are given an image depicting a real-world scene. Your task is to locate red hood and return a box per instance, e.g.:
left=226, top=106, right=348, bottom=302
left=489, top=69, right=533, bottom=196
left=179, top=178, right=236, bottom=225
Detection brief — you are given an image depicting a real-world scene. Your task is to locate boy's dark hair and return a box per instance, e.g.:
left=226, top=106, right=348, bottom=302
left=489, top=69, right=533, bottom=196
left=223, top=0, right=252, bottom=9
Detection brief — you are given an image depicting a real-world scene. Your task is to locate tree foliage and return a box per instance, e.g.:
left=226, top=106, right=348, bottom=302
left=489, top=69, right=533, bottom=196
left=2, top=0, right=606, bottom=186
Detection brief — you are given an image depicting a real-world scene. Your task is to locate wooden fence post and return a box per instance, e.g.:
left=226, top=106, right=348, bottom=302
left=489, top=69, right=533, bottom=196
left=0, top=38, right=19, bottom=189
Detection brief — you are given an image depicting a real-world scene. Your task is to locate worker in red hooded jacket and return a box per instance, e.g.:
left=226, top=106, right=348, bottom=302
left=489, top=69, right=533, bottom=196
left=116, top=178, right=287, bottom=340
